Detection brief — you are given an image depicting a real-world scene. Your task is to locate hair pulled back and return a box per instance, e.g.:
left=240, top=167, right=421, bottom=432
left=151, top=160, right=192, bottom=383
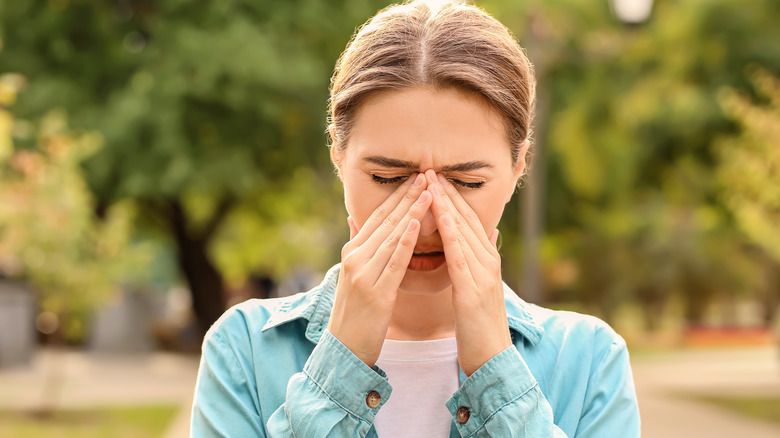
left=328, top=0, right=536, bottom=166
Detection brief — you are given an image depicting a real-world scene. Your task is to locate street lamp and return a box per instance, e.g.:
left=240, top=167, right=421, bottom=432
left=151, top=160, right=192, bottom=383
left=519, top=0, right=654, bottom=305
left=609, top=0, right=654, bottom=25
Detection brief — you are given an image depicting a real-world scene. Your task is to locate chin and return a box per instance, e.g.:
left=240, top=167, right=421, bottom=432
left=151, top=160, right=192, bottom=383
left=397, top=264, right=452, bottom=295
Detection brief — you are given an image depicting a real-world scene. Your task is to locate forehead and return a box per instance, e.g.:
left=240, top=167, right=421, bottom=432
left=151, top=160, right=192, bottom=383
left=345, top=87, right=512, bottom=169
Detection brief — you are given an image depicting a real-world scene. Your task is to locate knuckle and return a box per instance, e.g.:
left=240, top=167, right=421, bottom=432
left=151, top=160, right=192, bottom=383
left=455, top=257, right=469, bottom=272
left=341, top=241, right=354, bottom=259
left=486, top=257, right=501, bottom=274
left=462, top=209, right=479, bottom=224
left=485, top=277, right=500, bottom=292
left=382, top=213, right=399, bottom=229
left=386, top=255, right=403, bottom=273
left=341, top=252, right=358, bottom=270
left=444, top=232, right=459, bottom=244
left=351, top=272, right=370, bottom=290
left=372, top=204, right=386, bottom=219
left=399, top=231, right=415, bottom=248
left=384, top=231, right=401, bottom=248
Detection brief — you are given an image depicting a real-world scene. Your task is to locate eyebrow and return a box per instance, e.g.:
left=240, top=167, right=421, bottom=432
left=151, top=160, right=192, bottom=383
left=363, top=155, right=493, bottom=172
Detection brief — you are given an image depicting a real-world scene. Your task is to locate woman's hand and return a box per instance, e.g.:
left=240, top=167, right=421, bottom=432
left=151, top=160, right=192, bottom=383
left=424, top=169, right=513, bottom=376
left=328, top=173, right=433, bottom=367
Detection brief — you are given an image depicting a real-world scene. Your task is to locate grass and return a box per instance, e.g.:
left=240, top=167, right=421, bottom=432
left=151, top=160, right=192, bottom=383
left=692, top=395, right=780, bottom=426
left=0, top=405, right=178, bottom=438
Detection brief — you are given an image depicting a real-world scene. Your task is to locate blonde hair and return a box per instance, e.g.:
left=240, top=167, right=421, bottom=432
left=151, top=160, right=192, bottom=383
left=328, top=0, right=536, bottom=166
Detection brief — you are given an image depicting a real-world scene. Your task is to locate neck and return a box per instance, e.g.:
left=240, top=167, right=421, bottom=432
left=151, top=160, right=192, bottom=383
left=385, top=286, right=456, bottom=341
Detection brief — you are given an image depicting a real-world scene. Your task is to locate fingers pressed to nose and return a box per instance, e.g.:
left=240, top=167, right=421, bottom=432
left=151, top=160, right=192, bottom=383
left=414, top=169, right=438, bottom=236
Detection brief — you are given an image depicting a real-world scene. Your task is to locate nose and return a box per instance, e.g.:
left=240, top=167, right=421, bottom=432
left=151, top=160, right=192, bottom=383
left=418, top=207, right=438, bottom=236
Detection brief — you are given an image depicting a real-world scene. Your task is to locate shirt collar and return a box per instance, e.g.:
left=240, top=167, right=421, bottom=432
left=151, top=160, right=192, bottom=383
left=262, top=264, right=544, bottom=346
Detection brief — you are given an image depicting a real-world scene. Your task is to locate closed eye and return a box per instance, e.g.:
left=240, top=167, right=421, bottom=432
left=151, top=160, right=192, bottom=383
left=449, top=178, right=484, bottom=189
left=372, top=174, right=409, bottom=185
left=371, top=174, right=484, bottom=189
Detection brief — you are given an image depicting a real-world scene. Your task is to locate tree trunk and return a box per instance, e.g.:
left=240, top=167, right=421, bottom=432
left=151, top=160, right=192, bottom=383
left=760, top=254, right=779, bottom=327
left=167, top=199, right=229, bottom=339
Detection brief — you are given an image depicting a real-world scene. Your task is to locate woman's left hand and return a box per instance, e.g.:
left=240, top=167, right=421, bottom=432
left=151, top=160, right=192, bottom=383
left=425, top=169, right=513, bottom=377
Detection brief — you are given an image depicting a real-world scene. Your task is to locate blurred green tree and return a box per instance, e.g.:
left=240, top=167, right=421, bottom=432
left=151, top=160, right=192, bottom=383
left=0, top=0, right=387, bottom=336
left=3, top=0, right=780, bottom=337
left=491, top=0, right=780, bottom=326
left=718, top=68, right=780, bottom=325
left=0, top=74, right=147, bottom=343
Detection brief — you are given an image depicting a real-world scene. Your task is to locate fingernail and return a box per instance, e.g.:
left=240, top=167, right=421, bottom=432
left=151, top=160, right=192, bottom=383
left=407, top=219, right=420, bottom=233
left=437, top=174, right=447, bottom=185
left=413, top=173, right=424, bottom=187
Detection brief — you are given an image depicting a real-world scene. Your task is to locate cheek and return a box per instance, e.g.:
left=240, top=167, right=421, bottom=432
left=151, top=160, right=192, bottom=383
left=343, top=177, right=394, bottom=228
left=462, top=190, right=507, bottom=232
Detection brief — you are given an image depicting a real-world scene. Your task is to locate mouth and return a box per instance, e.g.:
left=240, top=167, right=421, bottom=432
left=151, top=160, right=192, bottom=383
left=408, top=250, right=446, bottom=271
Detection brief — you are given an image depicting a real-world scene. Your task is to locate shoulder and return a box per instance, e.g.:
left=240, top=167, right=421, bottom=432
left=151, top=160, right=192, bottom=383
left=203, top=291, right=314, bottom=348
left=523, top=303, right=630, bottom=372
left=533, top=304, right=623, bottom=345
left=203, top=264, right=339, bottom=352
left=504, top=289, right=626, bottom=362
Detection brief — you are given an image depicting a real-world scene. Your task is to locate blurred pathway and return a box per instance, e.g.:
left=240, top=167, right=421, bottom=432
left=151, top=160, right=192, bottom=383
left=632, top=345, right=780, bottom=438
left=0, top=348, right=199, bottom=436
left=2, top=346, right=779, bottom=437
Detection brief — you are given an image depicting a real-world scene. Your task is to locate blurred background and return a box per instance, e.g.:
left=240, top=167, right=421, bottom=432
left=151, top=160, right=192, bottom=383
left=0, top=0, right=778, bottom=436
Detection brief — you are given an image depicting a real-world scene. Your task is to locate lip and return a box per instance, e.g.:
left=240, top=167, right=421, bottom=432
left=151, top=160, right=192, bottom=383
left=408, top=251, right=446, bottom=271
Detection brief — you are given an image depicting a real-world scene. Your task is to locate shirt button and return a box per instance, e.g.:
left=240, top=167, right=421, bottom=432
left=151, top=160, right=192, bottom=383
left=366, top=391, right=381, bottom=408
left=457, top=406, right=470, bottom=424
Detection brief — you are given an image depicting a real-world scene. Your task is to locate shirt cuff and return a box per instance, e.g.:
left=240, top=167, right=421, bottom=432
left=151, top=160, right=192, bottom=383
left=446, top=345, right=538, bottom=436
left=303, top=329, right=393, bottom=423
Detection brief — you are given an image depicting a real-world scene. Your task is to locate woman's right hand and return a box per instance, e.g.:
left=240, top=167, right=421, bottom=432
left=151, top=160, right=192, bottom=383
left=327, top=173, right=431, bottom=367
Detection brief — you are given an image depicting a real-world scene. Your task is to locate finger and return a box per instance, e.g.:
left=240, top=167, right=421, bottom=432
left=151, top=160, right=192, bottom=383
left=437, top=212, right=478, bottom=289
left=347, top=173, right=426, bottom=251
left=436, top=173, right=496, bottom=255
left=374, top=218, right=421, bottom=290
left=362, top=189, right=432, bottom=282
left=347, top=216, right=358, bottom=240
left=426, top=171, right=496, bottom=267
left=358, top=175, right=428, bottom=253
left=489, top=229, right=499, bottom=248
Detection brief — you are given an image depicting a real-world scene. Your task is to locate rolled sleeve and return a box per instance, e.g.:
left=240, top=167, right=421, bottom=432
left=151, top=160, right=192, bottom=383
left=303, top=330, right=393, bottom=422
left=446, top=346, right=566, bottom=437
left=266, top=329, right=391, bottom=437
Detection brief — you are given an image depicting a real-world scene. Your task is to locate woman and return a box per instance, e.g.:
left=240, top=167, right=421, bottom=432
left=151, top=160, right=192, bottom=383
left=191, top=1, right=640, bottom=437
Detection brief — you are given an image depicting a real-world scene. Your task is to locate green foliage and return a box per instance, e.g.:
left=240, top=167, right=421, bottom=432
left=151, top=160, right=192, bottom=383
left=0, top=80, right=150, bottom=341
left=492, top=0, right=780, bottom=325
left=718, top=69, right=780, bottom=262
left=214, top=167, right=348, bottom=285
left=0, top=0, right=390, bottom=300
left=2, top=0, right=779, bottom=331
left=0, top=0, right=387, bottom=203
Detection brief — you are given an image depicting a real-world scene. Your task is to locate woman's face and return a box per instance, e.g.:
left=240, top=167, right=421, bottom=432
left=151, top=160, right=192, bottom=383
left=331, top=87, right=526, bottom=295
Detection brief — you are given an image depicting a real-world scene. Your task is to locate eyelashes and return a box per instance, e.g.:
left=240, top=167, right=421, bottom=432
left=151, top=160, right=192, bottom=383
left=371, top=174, right=484, bottom=189
left=371, top=175, right=409, bottom=185
left=452, top=180, right=485, bottom=189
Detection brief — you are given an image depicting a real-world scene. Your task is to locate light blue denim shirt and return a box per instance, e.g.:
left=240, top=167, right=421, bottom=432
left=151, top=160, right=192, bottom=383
left=191, top=265, right=640, bottom=437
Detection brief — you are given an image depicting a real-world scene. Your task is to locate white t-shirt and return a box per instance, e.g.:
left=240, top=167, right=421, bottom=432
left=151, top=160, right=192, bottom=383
left=374, top=337, right=459, bottom=437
